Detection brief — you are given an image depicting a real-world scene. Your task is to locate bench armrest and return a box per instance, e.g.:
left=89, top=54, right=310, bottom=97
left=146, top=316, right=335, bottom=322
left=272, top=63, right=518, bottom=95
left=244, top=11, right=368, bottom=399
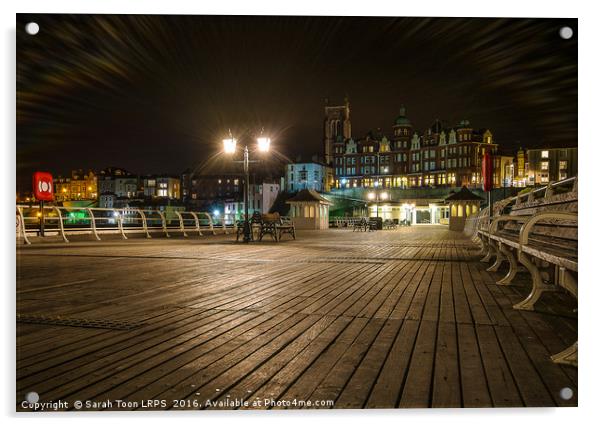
left=519, top=211, right=578, bottom=247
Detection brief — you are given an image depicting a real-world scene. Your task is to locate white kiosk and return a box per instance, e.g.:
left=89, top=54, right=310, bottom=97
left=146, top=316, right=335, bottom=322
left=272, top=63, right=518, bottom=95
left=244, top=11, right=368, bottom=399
left=286, top=189, right=332, bottom=230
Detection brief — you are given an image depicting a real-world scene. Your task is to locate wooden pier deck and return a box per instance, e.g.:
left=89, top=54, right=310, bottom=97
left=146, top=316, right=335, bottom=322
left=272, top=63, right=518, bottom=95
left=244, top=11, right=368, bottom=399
left=16, top=226, right=577, bottom=410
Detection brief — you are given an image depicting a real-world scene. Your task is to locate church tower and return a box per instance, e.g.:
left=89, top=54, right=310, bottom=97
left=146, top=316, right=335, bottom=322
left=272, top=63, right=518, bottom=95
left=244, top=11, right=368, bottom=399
left=323, top=97, right=351, bottom=165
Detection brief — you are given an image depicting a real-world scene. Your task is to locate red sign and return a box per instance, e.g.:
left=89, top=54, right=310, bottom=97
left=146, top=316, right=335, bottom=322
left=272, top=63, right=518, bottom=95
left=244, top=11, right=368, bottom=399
left=33, top=171, right=54, bottom=201
left=481, top=152, right=493, bottom=192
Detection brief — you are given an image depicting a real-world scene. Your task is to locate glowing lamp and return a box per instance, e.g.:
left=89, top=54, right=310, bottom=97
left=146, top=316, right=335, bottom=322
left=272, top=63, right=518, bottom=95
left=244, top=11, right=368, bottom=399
left=367, top=192, right=376, bottom=200
left=223, top=137, right=237, bottom=154
left=257, top=137, right=271, bottom=152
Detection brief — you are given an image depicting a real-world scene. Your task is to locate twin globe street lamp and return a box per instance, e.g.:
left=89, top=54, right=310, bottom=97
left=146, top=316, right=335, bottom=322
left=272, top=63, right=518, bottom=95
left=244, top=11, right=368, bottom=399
left=223, top=130, right=271, bottom=243
left=367, top=189, right=389, bottom=219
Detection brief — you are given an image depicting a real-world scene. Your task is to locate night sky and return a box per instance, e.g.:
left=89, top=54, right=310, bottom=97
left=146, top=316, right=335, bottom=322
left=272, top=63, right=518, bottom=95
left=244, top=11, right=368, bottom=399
left=16, top=15, right=577, bottom=190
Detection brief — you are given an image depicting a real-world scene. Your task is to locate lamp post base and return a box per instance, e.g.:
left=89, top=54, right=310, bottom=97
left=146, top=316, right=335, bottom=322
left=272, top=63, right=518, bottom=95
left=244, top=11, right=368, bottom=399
left=243, top=220, right=252, bottom=243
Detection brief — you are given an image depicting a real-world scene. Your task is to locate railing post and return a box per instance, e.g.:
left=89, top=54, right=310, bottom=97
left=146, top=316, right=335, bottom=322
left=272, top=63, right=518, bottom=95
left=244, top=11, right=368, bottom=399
left=115, top=209, right=127, bottom=239
left=158, top=210, right=170, bottom=238
left=544, top=183, right=554, bottom=198
left=527, top=190, right=535, bottom=203
left=190, top=212, right=202, bottom=236
left=87, top=208, right=101, bottom=241
left=139, top=209, right=151, bottom=238
left=16, top=207, right=31, bottom=245
left=53, top=207, right=69, bottom=243
left=203, top=212, right=216, bottom=235
left=221, top=215, right=228, bottom=234
left=176, top=211, right=187, bottom=237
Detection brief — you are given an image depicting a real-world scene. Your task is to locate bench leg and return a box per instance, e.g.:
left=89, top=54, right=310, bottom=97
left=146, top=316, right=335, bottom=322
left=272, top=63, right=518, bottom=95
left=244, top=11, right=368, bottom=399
left=558, top=267, right=578, bottom=299
left=480, top=239, right=493, bottom=263
left=476, top=235, right=487, bottom=255
left=514, top=252, right=557, bottom=311
left=497, top=245, right=518, bottom=285
left=486, top=241, right=504, bottom=272
left=551, top=341, right=578, bottom=367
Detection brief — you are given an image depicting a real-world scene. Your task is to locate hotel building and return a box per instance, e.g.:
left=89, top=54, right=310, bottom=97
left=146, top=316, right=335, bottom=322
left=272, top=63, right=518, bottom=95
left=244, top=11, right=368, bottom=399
left=325, top=99, right=507, bottom=190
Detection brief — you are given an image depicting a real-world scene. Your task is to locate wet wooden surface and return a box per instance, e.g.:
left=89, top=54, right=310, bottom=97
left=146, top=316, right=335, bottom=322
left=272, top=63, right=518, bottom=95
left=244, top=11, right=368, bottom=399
left=16, top=226, right=577, bottom=410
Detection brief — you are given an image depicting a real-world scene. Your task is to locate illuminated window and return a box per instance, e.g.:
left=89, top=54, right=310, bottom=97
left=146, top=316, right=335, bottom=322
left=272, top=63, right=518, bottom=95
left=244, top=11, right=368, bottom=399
left=559, top=160, right=568, bottom=170
left=541, top=161, right=549, bottom=171
left=541, top=150, right=549, bottom=159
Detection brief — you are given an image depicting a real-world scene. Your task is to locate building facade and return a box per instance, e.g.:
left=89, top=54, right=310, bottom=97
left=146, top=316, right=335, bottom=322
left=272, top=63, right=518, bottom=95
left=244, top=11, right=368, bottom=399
left=285, top=162, right=333, bottom=193
left=54, top=169, right=98, bottom=203
left=523, top=147, right=578, bottom=186
left=143, top=175, right=181, bottom=199
left=224, top=182, right=280, bottom=220
left=325, top=100, right=503, bottom=190
left=181, top=173, right=243, bottom=211
left=98, top=167, right=140, bottom=208
left=323, top=97, right=352, bottom=166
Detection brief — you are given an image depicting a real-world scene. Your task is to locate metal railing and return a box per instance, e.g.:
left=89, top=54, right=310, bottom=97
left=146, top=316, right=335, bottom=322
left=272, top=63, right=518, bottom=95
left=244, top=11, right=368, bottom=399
left=16, top=205, right=239, bottom=244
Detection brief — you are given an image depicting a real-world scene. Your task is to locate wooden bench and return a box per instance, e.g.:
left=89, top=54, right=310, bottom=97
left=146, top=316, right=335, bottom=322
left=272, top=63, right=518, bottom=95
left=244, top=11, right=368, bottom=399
left=276, top=216, right=296, bottom=241
left=477, top=177, right=578, bottom=366
left=368, top=218, right=379, bottom=231
left=235, top=212, right=295, bottom=242
left=383, top=219, right=398, bottom=230
left=352, top=218, right=369, bottom=232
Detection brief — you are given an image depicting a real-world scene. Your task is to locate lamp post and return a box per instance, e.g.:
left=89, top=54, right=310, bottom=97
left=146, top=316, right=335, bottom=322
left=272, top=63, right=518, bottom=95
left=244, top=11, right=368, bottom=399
left=367, top=190, right=389, bottom=219
left=223, top=130, right=270, bottom=243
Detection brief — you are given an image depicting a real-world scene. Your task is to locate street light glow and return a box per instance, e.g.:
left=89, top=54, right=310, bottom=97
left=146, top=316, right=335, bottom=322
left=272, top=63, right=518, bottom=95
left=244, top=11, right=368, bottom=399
left=367, top=192, right=376, bottom=200
left=257, top=137, right=271, bottom=152
left=380, top=192, right=388, bottom=200
left=223, top=137, right=237, bottom=154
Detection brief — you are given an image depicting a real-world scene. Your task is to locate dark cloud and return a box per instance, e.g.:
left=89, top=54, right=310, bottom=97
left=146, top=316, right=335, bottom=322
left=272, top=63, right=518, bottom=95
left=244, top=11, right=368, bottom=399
left=17, top=15, right=577, bottom=189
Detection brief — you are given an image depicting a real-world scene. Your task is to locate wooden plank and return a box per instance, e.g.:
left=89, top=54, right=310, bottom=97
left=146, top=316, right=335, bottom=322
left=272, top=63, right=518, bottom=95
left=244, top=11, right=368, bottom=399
left=457, top=323, right=492, bottom=407
left=335, top=318, right=403, bottom=408
left=475, top=324, right=523, bottom=407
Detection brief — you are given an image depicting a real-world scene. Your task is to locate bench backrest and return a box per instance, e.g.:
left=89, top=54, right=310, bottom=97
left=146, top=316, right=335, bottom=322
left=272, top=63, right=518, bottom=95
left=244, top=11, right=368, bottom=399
left=496, top=181, right=578, bottom=247
left=261, top=212, right=281, bottom=224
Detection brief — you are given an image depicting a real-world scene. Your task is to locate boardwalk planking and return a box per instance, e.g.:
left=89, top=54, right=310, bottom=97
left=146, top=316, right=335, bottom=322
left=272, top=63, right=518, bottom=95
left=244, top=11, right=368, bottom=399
left=16, top=226, right=577, bottom=409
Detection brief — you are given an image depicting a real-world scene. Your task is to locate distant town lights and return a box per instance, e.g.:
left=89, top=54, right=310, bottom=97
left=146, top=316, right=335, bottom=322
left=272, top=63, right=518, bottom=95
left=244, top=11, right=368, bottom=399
left=257, top=137, right=271, bottom=152
left=380, top=192, right=389, bottom=200
left=367, top=192, right=376, bottom=200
